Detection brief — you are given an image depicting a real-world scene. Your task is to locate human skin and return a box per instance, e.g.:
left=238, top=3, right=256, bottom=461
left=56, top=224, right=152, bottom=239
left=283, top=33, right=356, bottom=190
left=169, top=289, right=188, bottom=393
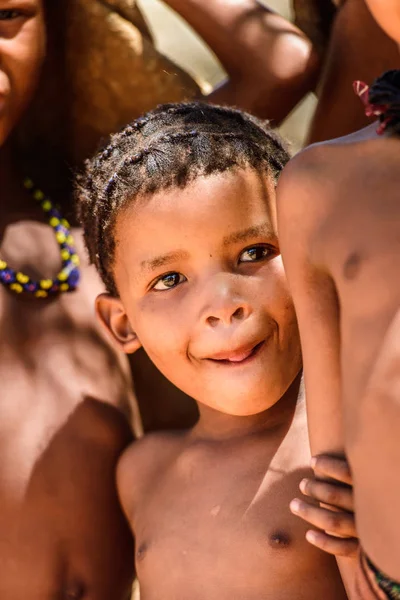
left=164, top=0, right=321, bottom=124
left=364, top=0, right=400, bottom=45
left=277, top=122, right=400, bottom=579
left=307, top=0, right=399, bottom=143
left=96, top=169, right=347, bottom=600
left=0, top=2, right=138, bottom=598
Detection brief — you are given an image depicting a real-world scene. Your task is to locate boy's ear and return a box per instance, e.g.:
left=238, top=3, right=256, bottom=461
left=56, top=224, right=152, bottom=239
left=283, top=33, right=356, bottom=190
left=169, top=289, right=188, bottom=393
left=95, top=293, right=141, bottom=354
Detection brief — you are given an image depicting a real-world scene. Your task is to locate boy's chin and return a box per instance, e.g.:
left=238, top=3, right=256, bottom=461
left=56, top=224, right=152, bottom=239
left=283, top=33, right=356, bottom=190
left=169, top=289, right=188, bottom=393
left=202, top=394, right=281, bottom=418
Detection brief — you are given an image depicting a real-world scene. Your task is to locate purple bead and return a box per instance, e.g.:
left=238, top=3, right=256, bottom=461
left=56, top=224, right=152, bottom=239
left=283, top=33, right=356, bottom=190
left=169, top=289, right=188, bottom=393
left=0, top=269, right=15, bottom=283
left=68, top=268, right=80, bottom=288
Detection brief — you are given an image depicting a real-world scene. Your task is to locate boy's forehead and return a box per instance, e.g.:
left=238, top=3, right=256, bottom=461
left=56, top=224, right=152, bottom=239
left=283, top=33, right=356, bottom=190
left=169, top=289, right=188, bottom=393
left=115, top=169, right=278, bottom=263
left=119, top=169, right=277, bottom=236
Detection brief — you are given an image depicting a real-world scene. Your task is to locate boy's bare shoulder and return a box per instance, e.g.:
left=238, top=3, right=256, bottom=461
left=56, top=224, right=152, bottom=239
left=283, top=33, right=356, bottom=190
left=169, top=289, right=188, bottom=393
left=116, top=429, right=188, bottom=518
left=277, top=124, right=382, bottom=239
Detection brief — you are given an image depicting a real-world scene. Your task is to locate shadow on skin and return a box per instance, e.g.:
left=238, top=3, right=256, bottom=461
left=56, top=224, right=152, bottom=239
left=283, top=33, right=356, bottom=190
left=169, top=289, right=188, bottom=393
left=21, top=397, right=135, bottom=599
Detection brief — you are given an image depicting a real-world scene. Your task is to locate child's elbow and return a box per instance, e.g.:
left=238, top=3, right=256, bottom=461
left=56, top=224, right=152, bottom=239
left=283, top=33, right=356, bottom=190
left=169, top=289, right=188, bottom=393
left=231, top=33, right=321, bottom=123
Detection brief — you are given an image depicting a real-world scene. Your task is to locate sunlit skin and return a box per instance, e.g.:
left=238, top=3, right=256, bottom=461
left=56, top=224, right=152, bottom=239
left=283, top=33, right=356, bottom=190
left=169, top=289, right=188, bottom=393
left=96, top=169, right=347, bottom=600
left=364, top=0, right=400, bottom=45
left=278, top=114, right=400, bottom=582
left=0, top=2, right=138, bottom=598
left=278, top=1, right=400, bottom=583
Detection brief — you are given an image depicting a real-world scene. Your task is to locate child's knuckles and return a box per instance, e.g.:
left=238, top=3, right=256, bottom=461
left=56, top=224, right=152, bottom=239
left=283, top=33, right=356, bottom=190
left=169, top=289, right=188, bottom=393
left=337, top=539, right=359, bottom=558
left=324, top=511, right=348, bottom=534
left=319, top=484, right=341, bottom=506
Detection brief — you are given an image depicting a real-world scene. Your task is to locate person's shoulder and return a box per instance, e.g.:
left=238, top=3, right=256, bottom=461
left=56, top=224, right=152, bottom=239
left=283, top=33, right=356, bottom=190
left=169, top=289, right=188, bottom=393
left=276, top=142, right=332, bottom=248
left=279, top=123, right=378, bottom=193
left=116, top=430, right=188, bottom=518
left=118, top=430, right=187, bottom=476
left=68, top=396, right=134, bottom=454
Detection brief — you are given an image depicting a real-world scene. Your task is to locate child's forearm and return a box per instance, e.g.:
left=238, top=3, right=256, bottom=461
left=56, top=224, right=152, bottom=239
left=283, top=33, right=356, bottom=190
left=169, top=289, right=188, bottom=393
left=162, top=0, right=320, bottom=122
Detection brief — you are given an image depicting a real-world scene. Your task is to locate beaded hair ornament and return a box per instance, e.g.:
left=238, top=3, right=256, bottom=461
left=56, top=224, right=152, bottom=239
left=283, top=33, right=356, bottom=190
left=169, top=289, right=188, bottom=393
left=354, top=69, right=400, bottom=136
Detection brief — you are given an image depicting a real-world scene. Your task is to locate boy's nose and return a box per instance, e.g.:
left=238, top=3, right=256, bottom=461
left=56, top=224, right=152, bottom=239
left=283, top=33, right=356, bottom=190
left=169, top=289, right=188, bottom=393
left=206, top=305, right=250, bottom=328
left=201, top=276, right=252, bottom=328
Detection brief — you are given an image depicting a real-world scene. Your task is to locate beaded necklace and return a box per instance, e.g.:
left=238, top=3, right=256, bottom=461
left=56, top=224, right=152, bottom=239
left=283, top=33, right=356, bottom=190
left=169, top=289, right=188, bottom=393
left=0, top=178, right=81, bottom=298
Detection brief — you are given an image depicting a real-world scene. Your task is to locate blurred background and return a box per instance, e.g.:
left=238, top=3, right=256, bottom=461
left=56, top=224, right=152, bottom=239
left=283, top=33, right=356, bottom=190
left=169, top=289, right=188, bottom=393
left=138, top=0, right=317, bottom=150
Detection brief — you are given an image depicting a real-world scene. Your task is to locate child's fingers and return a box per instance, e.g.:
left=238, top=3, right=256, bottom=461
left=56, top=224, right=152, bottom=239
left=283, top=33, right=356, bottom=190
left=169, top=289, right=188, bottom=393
left=299, top=478, right=353, bottom=512
left=305, top=530, right=359, bottom=558
left=311, top=455, right=352, bottom=486
left=290, top=498, right=357, bottom=538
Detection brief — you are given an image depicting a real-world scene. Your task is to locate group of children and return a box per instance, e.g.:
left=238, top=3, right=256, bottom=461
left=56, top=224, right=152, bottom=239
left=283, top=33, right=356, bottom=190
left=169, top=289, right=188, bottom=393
left=0, top=0, right=399, bottom=599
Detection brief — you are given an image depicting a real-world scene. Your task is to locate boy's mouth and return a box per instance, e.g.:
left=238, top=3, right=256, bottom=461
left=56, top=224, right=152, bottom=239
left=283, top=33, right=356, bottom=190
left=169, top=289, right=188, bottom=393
left=206, top=340, right=265, bottom=365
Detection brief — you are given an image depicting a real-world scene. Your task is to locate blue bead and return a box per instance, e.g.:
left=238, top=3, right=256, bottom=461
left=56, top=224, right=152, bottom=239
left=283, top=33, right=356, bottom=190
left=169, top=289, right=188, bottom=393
left=68, top=268, right=80, bottom=287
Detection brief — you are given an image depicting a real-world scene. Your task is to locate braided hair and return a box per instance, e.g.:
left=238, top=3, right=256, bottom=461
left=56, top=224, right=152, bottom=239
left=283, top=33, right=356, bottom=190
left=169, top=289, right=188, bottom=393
left=76, top=102, right=290, bottom=296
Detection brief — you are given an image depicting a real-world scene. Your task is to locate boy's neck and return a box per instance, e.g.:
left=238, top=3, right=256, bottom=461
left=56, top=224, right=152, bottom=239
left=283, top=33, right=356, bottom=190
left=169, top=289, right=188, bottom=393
left=193, top=372, right=303, bottom=443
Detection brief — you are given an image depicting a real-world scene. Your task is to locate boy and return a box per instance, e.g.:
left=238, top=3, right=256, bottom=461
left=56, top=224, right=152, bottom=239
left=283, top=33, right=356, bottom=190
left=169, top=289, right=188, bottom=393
left=77, top=102, right=353, bottom=599
left=277, top=0, right=400, bottom=594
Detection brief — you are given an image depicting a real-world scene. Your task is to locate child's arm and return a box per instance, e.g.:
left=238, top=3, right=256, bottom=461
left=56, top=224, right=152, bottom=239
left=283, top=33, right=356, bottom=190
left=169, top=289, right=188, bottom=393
left=162, top=0, right=320, bottom=123
left=290, top=455, right=359, bottom=558
left=277, top=150, right=344, bottom=458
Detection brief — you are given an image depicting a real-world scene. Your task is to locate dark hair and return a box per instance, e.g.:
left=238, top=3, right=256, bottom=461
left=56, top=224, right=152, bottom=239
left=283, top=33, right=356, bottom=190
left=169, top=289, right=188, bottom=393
left=76, top=102, right=290, bottom=296
left=368, top=70, right=400, bottom=136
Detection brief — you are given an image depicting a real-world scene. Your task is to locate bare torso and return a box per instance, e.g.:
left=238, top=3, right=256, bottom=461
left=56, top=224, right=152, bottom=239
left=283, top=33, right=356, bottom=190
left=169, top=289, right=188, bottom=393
left=121, top=400, right=346, bottom=600
left=0, top=211, right=137, bottom=599
left=277, top=123, right=400, bottom=577
left=301, top=127, right=400, bottom=431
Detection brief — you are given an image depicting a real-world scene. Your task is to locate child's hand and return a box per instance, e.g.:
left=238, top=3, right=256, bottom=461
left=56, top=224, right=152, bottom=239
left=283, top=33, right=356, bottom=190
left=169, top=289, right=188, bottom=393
left=290, top=455, right=359, bottom=558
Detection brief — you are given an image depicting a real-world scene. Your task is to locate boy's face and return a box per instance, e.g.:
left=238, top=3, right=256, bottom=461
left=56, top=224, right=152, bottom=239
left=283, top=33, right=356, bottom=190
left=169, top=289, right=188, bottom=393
left=365, top=0, right=400, bottom=44
left=100, top=168, right=302, bottom=417
left=0, top=0, right=45, bottom=147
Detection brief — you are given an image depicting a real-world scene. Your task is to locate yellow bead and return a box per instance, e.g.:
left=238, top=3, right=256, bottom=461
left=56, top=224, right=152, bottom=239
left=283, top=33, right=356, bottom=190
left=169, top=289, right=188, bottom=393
left=0, top=260, right=7, bottom=270
left=33, top=189, right=45, bottom=201
left=61, top=249, right=70, bottom=261
left=56, top=232, right=66, bottom=244
left=40, top=279, right=53, bottom=290
left=16, top=272, right=29, bottom=284
left=61, top=218, right=71, bottom=229
left=66, top=235, right=74, bottom=246
left=50, top=217, right=60, bottom=227
left=58, top=271, right=68, bottom=282
left=60, top=283, right=69, bottom=292
left=71, top=254, right=80, bottom=266
left=24, top=178, right=34, bottom=189
left=41, top=200, right=52, bottom=212
left=10, top=283, right=23, bottom=293
left=35, top=290, right=48, bottom=298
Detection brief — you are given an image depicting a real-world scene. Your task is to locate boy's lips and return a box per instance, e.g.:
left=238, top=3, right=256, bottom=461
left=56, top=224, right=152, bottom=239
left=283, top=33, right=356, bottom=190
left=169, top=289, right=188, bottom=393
left=205, top=340, right=265, bottom=365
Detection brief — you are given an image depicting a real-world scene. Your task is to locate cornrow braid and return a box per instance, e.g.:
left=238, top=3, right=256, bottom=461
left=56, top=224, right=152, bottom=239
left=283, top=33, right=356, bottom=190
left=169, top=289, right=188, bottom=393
left=76, top=102, right=290, bottom=296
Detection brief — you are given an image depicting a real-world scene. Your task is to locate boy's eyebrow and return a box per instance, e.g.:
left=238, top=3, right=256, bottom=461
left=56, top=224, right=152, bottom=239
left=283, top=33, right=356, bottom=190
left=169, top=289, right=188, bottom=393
left=223, top=223, right=276, bottom=246
left=140, top=251, right=190, bottom=272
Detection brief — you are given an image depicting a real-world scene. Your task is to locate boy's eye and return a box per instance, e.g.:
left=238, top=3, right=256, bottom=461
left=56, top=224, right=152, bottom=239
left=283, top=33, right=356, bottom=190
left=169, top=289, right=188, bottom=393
left=239, top=245, right=272, bottom=263
left=0, top=10, right=21, bottom=19
left=152, top=272, right=187, bottom=291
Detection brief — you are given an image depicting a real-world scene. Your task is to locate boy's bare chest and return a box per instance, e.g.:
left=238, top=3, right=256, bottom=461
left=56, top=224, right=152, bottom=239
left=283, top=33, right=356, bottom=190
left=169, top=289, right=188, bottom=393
left=133, top=452, right=345, bottom=600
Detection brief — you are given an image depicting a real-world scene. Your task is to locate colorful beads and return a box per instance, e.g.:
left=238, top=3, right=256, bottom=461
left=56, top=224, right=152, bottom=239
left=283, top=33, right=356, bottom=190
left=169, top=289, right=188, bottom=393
left=0, top=178, right=81, bottom=298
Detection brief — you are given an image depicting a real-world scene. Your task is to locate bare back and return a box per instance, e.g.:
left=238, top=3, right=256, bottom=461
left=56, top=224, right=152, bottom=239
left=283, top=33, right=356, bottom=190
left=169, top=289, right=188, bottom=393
left=277, top=124, right=400, bottom=577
